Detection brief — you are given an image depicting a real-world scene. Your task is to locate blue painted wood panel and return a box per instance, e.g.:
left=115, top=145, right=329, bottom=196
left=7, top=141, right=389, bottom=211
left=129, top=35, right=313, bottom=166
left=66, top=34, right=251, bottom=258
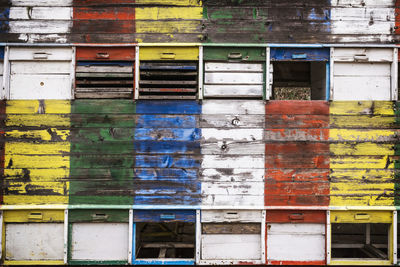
left=271, top=48, right=330, bottom=61
left=133, top=210, right=196, bottom=222
left=134, top=101, right=201, bottom=206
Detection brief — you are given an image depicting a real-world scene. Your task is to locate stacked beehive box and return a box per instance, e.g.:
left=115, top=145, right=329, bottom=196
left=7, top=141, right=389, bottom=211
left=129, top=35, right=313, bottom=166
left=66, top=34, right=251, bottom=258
left=0, top=0, right=399, bottom=266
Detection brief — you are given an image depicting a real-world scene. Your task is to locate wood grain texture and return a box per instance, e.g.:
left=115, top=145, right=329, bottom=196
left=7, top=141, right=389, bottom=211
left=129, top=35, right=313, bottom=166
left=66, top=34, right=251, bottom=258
left=70, top=100, right=135, bottom=205
left=0, top=100, right=5, bottom=204
left=134, top=100, right=201, bottom=206
left=201, top=100, right=264, bottom=207
left=3, top=100, right=70, bottom=205
left=330, top=101, right=395, bottom=207
left=265, top=101, right=329, bottom=206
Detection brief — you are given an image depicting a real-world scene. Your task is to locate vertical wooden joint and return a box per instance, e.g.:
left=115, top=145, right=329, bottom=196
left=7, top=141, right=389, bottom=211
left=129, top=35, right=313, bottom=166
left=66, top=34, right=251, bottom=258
left=195, top=210, right=201, bottom=264
left=392, top=48, right=398, bottom=101
left=128, top=209, right=133, bottom=264
left=393, top=210, right=397, bottom=264
left=329, top=47, right=334, bottom=100
left=71, top=46, right=76, bottom=100
left=198, top=46, right=203, bottom=100
left=134, top=46, right=140, bottom=100
left=326, top=210, right=331, bottom=265
left=63, top=209, right=68, bottom=264
left=265, top=47, right=271, bottom=100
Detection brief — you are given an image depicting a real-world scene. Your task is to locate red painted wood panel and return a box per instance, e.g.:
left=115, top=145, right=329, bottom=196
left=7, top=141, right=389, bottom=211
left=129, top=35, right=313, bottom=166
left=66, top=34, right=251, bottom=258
left=74, top=7, right=135, bottom=20
left=266, top=210, right=326, bottom=223
left=265, top=101, right=329, bottom=115
left=0, top=100, right=5, bottom=205
left=72, top=0, right=135, bottom=42
left=76, top=47, right=135, bottom=61
left=265, top=101, right=330, bottom=206
left=266, top=115, right=329, bottom=128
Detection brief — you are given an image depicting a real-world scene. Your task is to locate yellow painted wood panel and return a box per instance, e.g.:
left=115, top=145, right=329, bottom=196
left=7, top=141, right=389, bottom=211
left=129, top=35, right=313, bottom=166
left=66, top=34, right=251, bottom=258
left=330, top=143, right=395, bottom=156
left=329, top=260, right=392, bottom=265
left=6, top=100, right=70, bottom=114
left=4, top=210, right=64, bottom=222
left=329, top=101, right=394, bottom=116
left=330, top=169, right=394, bottom=183
left=135, top=21, right=201, bottom=34
left=4, top=169, right=69, bottom=182
left=5, top=115, right=70, bottom=127
left=330, top=129, right=398, bottom=142
left=5, top=129, right=70, bottom=141
left=4, top=100, right=70, bottom=205
left=5, top=142, right=70, bottom=155
left=140, top=46, right=199, bottom=60
left=3, top=260, right=64, bottom=265
left=330, top=156, right=394, bottom=169
left=135, top=7, right=203, bottom=20
left=330, top=210, right=393, bottom=223
left=135, top=0, right=202, bottom=6
left=330, top=115, right=396, bottom=128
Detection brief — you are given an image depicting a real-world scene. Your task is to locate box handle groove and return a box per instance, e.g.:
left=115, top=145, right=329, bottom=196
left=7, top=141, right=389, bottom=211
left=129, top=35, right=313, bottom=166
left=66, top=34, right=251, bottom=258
left=161, top=53, right=176, bottom=59
left=92, top=213, right=109, bottom=220
left=28, top=212, right=43, bottom=220
left=224, top=212, right=239, bottom=219
left=289, top=213, right=304, bottom=221
left=227, top=52, right=242, bottom=59
left=33, top=52, right=49, bottom=59
left=96, top=52, right=110, bottom=59
left=292, top=53, right=307, bottom=59
left=160, top=214, right=175, bottom=220
left=354, top=213, right=370, bottom=220
left=354, top=54, right=368, bottom=61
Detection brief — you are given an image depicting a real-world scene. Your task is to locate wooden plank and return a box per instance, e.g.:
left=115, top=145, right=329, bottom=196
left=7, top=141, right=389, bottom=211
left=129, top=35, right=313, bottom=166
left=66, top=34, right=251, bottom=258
left=9, top=47, right=73, bottom=61
left=201, top=210, right=262, bottom=223
left=74, top=7, right=134, bottom=20
left=271, top=48, right=330, bottom=61
left=205, top=62, right=263, bottom=72
left=265, top=114, right=329, bottom=129
left=265, top=129, right=329, bottom=141
left=201, top=234, right=261, bottom=260
left=10, top=74, right=72, bottom=100
left=71, top=223, right=129, bottom=261
left=200, top=114, right=264, bottom=128
left=10, top=7, right=72, bottom=20
left=265, top=101, right=329, bottom=115
left=330, top=129, right=398, bottom=142
left=333, top=48, right=394, bottom=62
left=330, top=115, right=397, bottom=129
left=6, top=223, right=64, bottom=261
left=205, top=72, right=263, bottom=85
left=139, top=46, right=199, bottom=61
left=330, top=210, right=393, bottom=223
left=266, top=211, right=325, bottom=223
left=133, top=210, right=196, bottom=222
left=330, top=101, right=395, bottom=116
left=267, top=223, right=325, bottom=262
left=203, top=84, right=263, bottom=97
left=0, top=100, right=5, bottom=204
left=201, top=141, right=265, bottom=155
left=202, top=155, right=264, bottom=169
left=202, top=100, right=265, bottom=115
left=11, top=61, right=71, bottom=74
left=202, top=223, right=261, bottom=234
left=333, top=77, right=391, bottom=101
left=4, top=210, right=64, bottom=222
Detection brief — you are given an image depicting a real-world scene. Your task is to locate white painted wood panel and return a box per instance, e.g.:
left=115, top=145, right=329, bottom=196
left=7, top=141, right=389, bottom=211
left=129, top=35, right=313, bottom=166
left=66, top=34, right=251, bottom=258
left=10, top=7, right=72, bottom=20
left=330, top=8, right=394, bottom=21
left=200, top=115, right=265, bottom=128
left=334, top=62, right=391, bottom=76
left=204, top=84, right=263, bottom=97
left=202, top=182, right=264, bottom=196
left=267, top=223, right=325, bottom=262
left=76, top=65, right=133, bottom=73
left=11, top=61, right=71, bottom=74
left=331, top=0, right=394, bottom=8
left=16, top=33, right=68, bottom=43
left=201, top=155, right=264, bottom=169
left=201, top=234, right=261, bottom=260
left=10, top=21, right=72, bottom=34
left=201, top=169, right=265, bottom=182
left=205, top=72, right=263, bottom=85
left=5, top=223, right=64, bottom=260
left=333, top=48, right=393, bottom=62
left=71, top=223, right=129, bottom=261
left=331, top=20, right=394, bottom=35
left=202, top=210, right=262, bottom=222
left=202, top=100, right=265, bottom=115
left=202, top=195, right=264, bottom=207
left=205, top=62, right=263, bottom=72
left=333, top=76, right=391, bottom=100
left=202, top=129, right=263, bottom=142
left=9, top=47, right=73, bottom=61
left=11, top=0, right=73, bottom=6
left=201, top=142, right=265, bottom=155
left=10, top=74, right=72, bottom=99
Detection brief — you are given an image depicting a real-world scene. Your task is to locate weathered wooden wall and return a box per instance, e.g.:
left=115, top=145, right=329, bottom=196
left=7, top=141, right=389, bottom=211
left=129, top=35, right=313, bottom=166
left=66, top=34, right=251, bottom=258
left=69, top=100, right=136, bottom=205
left=0, top=0, right=398, bottom=43
left=134, top=100, right=201, bottom=206
left=330, top=101, right=396, bottom=206
left=3, top=100, right=70, bottom=205
left=265, top=101, right=330, bottom=206
left=201, top=100, right=265, bottom=207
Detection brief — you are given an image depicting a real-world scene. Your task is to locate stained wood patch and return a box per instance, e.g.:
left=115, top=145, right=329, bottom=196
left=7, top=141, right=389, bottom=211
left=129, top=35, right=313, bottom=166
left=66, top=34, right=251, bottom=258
left=202, top=223, right=261, bottom=234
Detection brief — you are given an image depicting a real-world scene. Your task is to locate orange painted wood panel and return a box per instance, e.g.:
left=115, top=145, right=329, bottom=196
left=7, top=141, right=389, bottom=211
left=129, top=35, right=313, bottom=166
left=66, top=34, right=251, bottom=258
left=266, top=115, right=329, bottom=128
left=76, top=47, right=135, bottom=61
left=74, top=7, right=135, bottom=20
left=265, top=101, right=329, bottom=115
left=266, top=210, right=326, bottom=223
left=265, top=101, right=330, bottom=207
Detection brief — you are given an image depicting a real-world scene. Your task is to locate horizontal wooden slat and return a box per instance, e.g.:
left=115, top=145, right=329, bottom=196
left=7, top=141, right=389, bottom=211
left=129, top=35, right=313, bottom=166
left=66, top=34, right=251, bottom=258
left=202, top=223, right=261, bottom=234
left=266, top=210, right=325, bottom=223
left=201, top=210, right=262, bottom=223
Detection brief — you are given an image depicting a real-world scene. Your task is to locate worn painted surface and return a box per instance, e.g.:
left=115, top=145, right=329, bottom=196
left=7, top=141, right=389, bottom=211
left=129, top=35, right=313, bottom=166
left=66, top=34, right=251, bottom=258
left=330, top=101, right=395, bottom=206
left=134, top=100, right=201, bottom=206
left=3, top=100, right=70, bottom=205
left=72, top=0, right=135, bottom=43
left=265, top=101, right=330, bottom=206
left=69, top=100, right=135, bottom=205
left=0, top=100, right=5, bottom=205
left=201, top=100, right=265, bottom=207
